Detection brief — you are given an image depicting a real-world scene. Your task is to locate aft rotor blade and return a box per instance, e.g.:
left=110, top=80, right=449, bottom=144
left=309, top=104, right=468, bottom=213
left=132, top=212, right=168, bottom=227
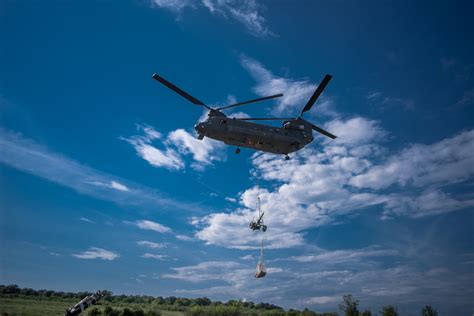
left=217, top=94, right=283, bottom=111
left=233, top=117, right=293, bottom=121
left=306, top=121, right=337, bottom=139
left=300, top=74, right=332, bottom=116
left=152, top=73, right=212, bottom=110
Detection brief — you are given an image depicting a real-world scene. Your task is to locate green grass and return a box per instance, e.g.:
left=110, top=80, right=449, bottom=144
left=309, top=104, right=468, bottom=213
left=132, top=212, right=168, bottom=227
left=0, top=297, right=76, bottom=316
left=0, top=297, right=186, bottom=316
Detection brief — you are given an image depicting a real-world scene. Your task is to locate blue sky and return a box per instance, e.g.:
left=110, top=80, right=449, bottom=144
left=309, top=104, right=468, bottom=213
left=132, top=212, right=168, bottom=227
left=1, top=0, right=473, bottom=314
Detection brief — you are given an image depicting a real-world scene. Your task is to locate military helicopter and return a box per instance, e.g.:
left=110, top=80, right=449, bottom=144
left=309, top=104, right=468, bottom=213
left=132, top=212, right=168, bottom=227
left=152, top=72, right=337, bottom=160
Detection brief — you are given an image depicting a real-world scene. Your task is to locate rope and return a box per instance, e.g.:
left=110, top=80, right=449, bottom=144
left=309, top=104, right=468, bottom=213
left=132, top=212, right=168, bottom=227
left=255, top=174, right=265, bottom=267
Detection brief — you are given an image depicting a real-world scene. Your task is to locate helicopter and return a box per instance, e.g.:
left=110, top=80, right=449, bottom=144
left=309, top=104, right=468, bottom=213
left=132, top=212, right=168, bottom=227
left=152, top=72, right=337, bottom=160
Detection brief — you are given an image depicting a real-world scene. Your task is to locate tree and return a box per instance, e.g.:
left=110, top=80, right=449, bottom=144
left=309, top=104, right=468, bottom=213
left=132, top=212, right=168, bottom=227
left=380, top=305, right=398, bottom=316
left=339, top=295, right=359, bottom=316
left=421, top=306, right=438, bottom=316
left=361, top=311, right=372, bottom=316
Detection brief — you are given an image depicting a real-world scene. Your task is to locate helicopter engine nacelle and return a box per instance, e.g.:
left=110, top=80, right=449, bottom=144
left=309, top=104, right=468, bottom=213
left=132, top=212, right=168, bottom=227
left=283, top=121, right=305, bottom=130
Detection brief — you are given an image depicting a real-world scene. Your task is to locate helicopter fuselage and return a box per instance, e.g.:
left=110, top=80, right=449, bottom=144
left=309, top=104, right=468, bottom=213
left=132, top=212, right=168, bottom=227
left=195, top=114, right=314, bottom=155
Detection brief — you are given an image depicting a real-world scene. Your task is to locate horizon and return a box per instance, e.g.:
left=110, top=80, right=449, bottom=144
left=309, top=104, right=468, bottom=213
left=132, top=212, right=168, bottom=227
left=1, top=1, right=473, bottom=315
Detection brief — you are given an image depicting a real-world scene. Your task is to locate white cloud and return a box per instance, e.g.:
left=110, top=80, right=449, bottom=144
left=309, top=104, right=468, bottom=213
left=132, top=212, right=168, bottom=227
left=381, top=189, right=474, bottom=219
left=123, top=124, right=224, bottom=171
left=176, top=234, right=194, bottom=241
left=194, top=112, right=474, bottom=248
left=151, top=0, right=195, bottom=12
left=225, top=197, right=237, bottom=203
left=304, top=295, right=341, bottom=305
left=137, top=241, right=167, bottom=249
left=72, top=247, right=119, bottom=260
left=195, top=117, right=387, bottom=249
left=239, top=254, right=254, bottom=260
left=365, top=91, right=415, bottom=111
left=80, top=217, right=95, bottom=224
left=110, top=181, right=129, bottom=191
left=324, top=117, right=388, bottom=145
left=150, top=0, right=275, bottom=37
left=240, top=55, right=337, bottom=117
left=163, top=261, right=249, bottom=283
left=288, top=246, right=398, bottom=263
left=167, top=128, right=225, bottom=170
left=366, top=91, right=382, bottom=100
left=142, top=253, right=172, bottom=261
left=454, top=88, right=474, bottom=109
left=0, top=128, right=194, bottom=212
left=86, top=180, right=130, bottom=192
left=350, top=130, right=474, bottom=190
left=122, top=125, right=184, bottom=171
left=134, top=220, right=172, bottom=233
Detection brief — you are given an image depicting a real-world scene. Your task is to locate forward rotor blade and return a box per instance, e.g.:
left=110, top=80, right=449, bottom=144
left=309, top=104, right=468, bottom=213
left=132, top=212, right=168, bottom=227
left=306, top=121, right=337, bottom=139
left=233, top=117, right=293, bottom=121
left=217, top=93, right=283, bottom=111
left=300, top=74, right=332, bottom=116
left=152, top=73, right=212, bottom=110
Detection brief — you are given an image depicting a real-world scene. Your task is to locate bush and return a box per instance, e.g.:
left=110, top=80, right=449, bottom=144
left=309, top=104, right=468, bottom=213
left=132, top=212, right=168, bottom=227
left=86, top=307, right=102, bottom=316
left=186, top=305, right=241, bottom=316
left=104, top=306, right=120, bottom=316
left=421, top=306, right=438, bottom=316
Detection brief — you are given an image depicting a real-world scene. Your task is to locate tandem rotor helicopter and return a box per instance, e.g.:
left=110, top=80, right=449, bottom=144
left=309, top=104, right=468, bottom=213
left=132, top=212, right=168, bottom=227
left=152, top=72, right=337, bottom=160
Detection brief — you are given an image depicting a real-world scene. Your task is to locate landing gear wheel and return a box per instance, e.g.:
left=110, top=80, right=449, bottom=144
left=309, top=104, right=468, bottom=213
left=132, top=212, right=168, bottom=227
left=262, top=225, right=267, bottom=232
left=235, top=148, right=241, bottom=154
left=285, top=155, right=290, bottom=160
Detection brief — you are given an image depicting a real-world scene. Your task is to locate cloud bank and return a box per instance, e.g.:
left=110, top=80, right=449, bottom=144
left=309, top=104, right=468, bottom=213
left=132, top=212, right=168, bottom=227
left=194, top=57, right=474, bottom=250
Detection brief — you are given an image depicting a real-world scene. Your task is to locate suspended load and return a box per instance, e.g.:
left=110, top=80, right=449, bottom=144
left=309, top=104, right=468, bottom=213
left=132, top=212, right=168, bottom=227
left=250, top=192, right=267, bottom=278
left=249, top=195, right=267, bottom=232
left=255, top=236, right=266, bottom=278
left=255, top=261, right=266, bottom=278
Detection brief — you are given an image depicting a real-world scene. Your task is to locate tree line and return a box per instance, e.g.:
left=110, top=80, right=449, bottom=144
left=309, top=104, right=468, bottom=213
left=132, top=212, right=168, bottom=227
left=0, top=285, right=439, bottom=316
left=338, top=294, right=438, bottom=316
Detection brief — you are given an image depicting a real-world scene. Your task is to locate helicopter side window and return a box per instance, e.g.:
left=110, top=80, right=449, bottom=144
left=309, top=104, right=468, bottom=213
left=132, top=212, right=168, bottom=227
left=220, top=119, right=227, bottom=124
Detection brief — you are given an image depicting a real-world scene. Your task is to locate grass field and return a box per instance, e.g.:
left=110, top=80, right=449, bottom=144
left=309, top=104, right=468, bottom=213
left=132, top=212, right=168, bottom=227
left=0, top=297, right=186, bottom=316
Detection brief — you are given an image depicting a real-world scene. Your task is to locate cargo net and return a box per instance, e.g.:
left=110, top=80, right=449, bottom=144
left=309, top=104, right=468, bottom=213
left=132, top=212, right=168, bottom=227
left=255, top=231, right=266, bottom=278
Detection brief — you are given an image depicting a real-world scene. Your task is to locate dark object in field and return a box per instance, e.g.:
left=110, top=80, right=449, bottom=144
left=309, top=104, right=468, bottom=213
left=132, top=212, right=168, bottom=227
left=64, top=291, right=103, bottom=316
left=152, top=72, right=336, bottom=160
